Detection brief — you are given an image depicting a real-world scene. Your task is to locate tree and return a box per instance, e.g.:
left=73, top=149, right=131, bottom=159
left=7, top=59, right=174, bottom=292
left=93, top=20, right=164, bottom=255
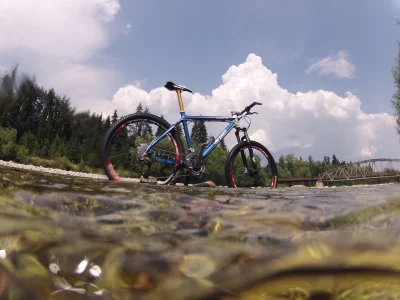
left=392, top=19, right=400, bottom=134
left=104, top=116, right=111, bottom=130
left=220, top=138, right=227, bottom=151
left=285, top=154, right=296, bottom=177
left=111, top=110, right=118, bottom=125
left=191, top=120, right=208, bottom=144
left=156, top=115, right=166, bottom=136
left=332, top=154, right=339, bottom=165
left=278, top=155, right=285, bottom=169
left=142, top=107, right=153, bottom=136
left=136, top=102, right=143, bottom=114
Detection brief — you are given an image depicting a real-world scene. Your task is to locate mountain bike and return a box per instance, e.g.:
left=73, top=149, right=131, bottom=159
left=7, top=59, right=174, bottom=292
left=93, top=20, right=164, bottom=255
left=101, top=81, right=278, bottom=188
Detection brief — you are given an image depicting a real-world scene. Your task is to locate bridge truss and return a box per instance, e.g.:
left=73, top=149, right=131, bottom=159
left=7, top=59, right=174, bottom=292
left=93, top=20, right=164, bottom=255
left=319, top=158, right=400, bottom=182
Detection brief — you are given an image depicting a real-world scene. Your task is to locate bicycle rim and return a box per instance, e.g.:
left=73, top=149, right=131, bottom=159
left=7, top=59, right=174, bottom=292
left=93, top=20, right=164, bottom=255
left=228, top=143, right=277, bottom=188
left=103, top=115, right=182, bottom=183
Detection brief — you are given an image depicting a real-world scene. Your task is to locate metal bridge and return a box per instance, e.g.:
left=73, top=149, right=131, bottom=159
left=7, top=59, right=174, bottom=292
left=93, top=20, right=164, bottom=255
left=277, top=158, right=400, bottom=185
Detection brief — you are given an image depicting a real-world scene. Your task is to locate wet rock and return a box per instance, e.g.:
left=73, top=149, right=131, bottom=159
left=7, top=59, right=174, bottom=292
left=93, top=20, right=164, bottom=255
left=315, top=180, right=324, bottom=188
left=140, top=176, right=158, bottom=184
left=192, top=181, right=217, bottom=188
left=290, top=184, right=307, bottom=189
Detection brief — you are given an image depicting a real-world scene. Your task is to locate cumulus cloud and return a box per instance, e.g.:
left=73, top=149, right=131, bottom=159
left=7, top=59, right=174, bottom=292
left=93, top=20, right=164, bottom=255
left=105, top=54, right=398, bottom=162
left=0, top=0, right=122, bottom=111
left=306, top=50, right=355, bottom=79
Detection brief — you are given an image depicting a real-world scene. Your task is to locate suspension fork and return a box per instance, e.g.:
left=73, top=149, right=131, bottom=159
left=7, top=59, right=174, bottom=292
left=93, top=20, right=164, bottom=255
left=235, top=128, right=259, bottom=175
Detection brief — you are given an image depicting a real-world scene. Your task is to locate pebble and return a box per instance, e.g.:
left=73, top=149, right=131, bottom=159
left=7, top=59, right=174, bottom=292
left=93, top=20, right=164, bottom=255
left=0, top=160, right=397, bottom=189
left=0, top=160, right=138, bottom=182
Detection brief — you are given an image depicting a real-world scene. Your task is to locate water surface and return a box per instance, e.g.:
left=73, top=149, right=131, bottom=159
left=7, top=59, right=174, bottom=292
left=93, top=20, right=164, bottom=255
left=1, top=166, right=400, bottom=299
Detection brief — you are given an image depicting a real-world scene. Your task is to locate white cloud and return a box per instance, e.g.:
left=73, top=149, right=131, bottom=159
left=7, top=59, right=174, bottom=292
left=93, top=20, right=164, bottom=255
left=123, top=23, right=132, bottom=34
left=0, top=0, right=122, bottom=111
left=306, top=50, right=355, bottom=79
left=105, top=54, right=398, bottom=162
left=390, top=0, right=400, bottom=9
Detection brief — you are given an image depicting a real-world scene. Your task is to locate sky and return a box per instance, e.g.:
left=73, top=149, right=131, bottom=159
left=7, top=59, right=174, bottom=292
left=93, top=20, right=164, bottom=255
left=0, top=0, right=400, bottom=162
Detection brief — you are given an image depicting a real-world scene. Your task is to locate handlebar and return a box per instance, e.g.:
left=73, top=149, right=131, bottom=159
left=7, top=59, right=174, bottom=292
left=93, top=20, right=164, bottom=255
left=241, top=102, right=262, bottom=114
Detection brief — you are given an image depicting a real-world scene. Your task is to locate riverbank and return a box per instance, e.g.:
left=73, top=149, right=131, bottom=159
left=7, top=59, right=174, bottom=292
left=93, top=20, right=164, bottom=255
left=0, top=159, right=109, bottom=180
left=0, top=159, right=398, bottom=189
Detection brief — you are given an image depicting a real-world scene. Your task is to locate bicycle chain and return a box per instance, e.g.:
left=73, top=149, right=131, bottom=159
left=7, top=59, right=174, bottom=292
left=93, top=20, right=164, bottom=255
left=142, top=146, right=192, bottom=179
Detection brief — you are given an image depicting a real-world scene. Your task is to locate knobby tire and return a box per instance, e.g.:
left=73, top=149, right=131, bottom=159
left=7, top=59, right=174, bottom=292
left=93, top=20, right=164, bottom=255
left=101, top=113, right=184, bottom=184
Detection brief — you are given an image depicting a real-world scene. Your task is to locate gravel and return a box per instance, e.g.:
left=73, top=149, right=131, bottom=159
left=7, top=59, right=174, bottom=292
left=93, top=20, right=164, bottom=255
left=1, top=159, right=391, bottom=189
left=0, top=160, right=111, bottom=181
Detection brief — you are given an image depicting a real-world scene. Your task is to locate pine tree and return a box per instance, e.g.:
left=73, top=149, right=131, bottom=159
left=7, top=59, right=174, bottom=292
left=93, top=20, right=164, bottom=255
left=278, top=155, right=285, bottom=168
left=308, top=155, right=314, bottom=176
left=156, top=115, right=166, bottom=136
left=136, top=102, right=143, bottom=114
left=134, top=103, right=144, bottom=136
left=143, top=107, right=153, bottom=136
left=104, top=116, right=111, bottom=130
left=332, top=154, right=338, bottom=165
left=392, top=19, right=400, bottom=134
left=111, top=110, right=118, bottom=125
left=220, top=138, right=227, bottom=151
left=176, top=124, right=184, bottom=140
left=190, top=120, right=208, bottom=144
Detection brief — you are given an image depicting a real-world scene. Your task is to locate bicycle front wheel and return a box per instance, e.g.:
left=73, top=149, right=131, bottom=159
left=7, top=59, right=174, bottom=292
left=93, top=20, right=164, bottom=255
left=225, top=141, right=278, bottom=188
left=101, top=113, right=184, bottom=184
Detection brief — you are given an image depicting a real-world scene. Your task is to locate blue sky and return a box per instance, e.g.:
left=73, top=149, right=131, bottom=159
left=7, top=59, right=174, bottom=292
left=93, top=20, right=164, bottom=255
left=107, top=0, right=400, bottom=114
left=0, top=0, right=400, bottom=161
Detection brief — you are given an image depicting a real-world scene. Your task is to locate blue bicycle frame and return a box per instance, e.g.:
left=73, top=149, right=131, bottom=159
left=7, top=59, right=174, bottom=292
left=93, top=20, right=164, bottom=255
left=147, top=112, right=237, bottom=166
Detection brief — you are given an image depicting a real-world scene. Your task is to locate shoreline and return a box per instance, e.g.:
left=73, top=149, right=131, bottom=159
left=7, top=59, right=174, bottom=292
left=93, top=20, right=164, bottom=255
left=0, top=159, right=111, bottom=181
left=0, top=159, right=398, bottom=189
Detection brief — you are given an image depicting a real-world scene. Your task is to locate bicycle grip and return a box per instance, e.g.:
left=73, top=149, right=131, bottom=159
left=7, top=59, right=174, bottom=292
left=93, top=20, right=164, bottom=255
left=242, top=102, right=262, bottom=113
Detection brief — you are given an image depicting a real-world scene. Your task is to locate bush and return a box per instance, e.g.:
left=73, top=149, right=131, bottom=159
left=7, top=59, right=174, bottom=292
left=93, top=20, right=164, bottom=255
left=0, top=126, right=18, bottom=161
left=16, top=146, right=30, bottom=163
left=53, top=156, right=74, bottom=171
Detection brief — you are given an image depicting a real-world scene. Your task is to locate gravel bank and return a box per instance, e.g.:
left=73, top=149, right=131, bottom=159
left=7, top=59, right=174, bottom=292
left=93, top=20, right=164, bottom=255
left=1, top=160, right=396, bottom=189
left=0, top=160, right=112, bottom=181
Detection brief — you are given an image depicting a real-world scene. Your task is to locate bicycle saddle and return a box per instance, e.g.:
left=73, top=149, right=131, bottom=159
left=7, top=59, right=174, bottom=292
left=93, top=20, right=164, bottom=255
left=164, top=81, right=193, bottom=93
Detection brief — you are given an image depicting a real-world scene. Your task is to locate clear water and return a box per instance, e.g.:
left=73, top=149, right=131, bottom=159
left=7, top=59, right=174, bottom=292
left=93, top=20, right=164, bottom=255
left=1, top=166, right=400, bottom=299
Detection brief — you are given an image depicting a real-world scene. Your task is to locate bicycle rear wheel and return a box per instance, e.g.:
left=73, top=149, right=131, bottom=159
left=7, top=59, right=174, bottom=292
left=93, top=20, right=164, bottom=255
left=101, top=113, right=184, bottom=184
left=225, top=141, right=278, bottom=188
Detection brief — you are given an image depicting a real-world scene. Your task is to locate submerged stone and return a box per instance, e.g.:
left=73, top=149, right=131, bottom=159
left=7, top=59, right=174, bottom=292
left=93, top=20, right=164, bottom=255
left=0, top=165, right=398, bottom=298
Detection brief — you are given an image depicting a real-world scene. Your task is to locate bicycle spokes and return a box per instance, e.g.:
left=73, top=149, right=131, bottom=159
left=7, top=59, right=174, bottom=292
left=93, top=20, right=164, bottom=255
left=231, top=146, right=275, bottom=188
left=106, top=118, right=180, bottom=181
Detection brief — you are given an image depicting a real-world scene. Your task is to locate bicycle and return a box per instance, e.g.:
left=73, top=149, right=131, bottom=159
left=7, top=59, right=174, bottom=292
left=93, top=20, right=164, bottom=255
left=101, top=81, right=278, bottom=188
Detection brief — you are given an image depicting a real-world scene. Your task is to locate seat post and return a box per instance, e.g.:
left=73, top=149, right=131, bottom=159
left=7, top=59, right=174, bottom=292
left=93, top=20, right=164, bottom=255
left=176, top=90, right=185, bottom=112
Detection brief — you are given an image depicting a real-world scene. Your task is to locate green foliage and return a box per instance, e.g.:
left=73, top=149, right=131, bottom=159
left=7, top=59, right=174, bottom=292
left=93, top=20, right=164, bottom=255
left=49, top=135, right=66, bottom=158
left=0, top=66, right=108, bottom=171
left=277, top=165, right=291, bottom=178
left=276, top=153, right=346, bottom=179
left=392, top=21, right=400, bottom=134
left=203, top=145, right=228, bottom=185
left=0, top=126, right=18, bottom=160
left=111, top=110, right=118, bottom=125
left=190, top=120, right=208, bottom=144
left=220, top=138, right=227, bottom=151
left=19, top=131, right=36, bottom=154
left=16, top=146, right=29, bottom=163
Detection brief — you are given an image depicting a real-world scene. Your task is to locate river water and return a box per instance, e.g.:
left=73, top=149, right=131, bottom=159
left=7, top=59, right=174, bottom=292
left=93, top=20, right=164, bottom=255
left=1, top=165, right=400, bottom=299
